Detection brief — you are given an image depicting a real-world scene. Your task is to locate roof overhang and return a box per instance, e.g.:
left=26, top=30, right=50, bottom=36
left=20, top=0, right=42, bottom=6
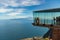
left=34, top=8, right=60, bottom=13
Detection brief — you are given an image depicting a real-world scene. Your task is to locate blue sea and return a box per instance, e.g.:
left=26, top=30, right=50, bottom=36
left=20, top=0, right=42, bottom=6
left=0, top=18, right=49, bottom=40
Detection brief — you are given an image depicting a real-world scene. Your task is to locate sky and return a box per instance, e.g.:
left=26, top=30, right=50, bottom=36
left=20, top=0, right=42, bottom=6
left=0, top=0, right=60, bottom=19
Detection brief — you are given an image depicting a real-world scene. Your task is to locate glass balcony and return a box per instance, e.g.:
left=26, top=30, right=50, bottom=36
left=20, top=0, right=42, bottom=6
left=33, top=11, right=60, bottom=25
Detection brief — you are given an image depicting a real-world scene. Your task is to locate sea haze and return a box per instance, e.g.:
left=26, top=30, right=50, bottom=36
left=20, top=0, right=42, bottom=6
left=0, top=18, right=49, bottom=40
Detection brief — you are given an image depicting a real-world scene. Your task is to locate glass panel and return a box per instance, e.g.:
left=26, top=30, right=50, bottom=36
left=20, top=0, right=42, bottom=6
left=55, top=12, right=60, bottom=25
left=39, top=13, right=45, bottom=24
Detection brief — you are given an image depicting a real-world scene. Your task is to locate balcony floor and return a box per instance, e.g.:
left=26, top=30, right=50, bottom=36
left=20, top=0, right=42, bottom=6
left=32, top=23, right=60, bottom=28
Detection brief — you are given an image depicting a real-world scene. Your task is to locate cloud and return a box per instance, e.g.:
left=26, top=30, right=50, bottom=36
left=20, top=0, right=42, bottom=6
left=20, top=0, right=41, bottom=6
left=0, top=0, right=44, bottom=19
left=0, top=8, right=26, bottom=13
left=0, top=8, right=32, bottom=19
left=0, top=8, right=13, bottom=13
left=0, top=8, right=26, bottom=17
left=6, top=8, right=26, bottom=16
left=7, top=13, right=19, bottom=16
left=0, top=0, right=43, bottom=8
left=0, top=8, right=33, bottom=19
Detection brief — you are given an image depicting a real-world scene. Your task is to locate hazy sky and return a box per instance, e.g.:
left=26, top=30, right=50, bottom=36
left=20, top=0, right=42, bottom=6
left=0, top=0, right=60, bottom=19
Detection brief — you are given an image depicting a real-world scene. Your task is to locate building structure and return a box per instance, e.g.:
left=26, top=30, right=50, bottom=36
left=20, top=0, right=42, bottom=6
left=32, top=8, right=60, bottom=40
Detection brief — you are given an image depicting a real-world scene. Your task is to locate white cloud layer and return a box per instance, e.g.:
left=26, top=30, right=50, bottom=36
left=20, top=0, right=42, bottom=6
left=0, top=9, right=32, bottom=19
left=20, top=0, right=41, bottom=6
left=0, top=0, right=42, bottom=8
left=0, top=0, right=44, bottom=19
left=6, top=8, right=26, bottom=16
left=0, top=8, right=25, bottom=13
left=0, top=8, right=26, bottom=16
left=0, top=8, right=13, bottom=13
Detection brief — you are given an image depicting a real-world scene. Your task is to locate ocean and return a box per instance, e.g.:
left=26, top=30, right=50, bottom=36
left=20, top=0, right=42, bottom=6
left=0, top=18, right=49, bottom=40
